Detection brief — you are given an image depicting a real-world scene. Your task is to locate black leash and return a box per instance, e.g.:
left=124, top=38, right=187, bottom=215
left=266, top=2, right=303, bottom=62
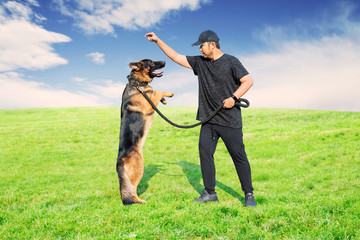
left=133, top=84, right=250, bottom=129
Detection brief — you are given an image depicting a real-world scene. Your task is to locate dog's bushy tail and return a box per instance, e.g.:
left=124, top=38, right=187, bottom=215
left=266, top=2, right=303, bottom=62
left=117, top=163, right=135, bottom=205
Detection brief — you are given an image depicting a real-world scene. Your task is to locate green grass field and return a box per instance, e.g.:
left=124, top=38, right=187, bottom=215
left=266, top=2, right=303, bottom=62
left=1, top=106, right=359, bottom=239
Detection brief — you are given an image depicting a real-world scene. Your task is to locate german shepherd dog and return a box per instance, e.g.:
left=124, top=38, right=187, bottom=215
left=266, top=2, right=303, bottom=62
left=116, top=59, right=173, bottom=205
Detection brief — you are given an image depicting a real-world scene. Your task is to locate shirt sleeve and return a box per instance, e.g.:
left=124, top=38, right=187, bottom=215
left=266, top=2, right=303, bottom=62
left=186, top=56, right=200, bottom=76
left=232, top=57, right=249, bottom=80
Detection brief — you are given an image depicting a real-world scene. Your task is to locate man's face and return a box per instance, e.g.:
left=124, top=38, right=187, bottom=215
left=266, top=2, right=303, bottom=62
left=199, top=42, right=212, bottom=58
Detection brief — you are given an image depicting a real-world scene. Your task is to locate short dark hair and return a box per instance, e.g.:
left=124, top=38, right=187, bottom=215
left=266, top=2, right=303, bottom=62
left=207, top=42, right=220, bottom=49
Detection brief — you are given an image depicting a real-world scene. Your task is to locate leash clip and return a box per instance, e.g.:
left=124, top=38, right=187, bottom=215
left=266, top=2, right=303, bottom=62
left=135, top=85, right=145, bottom=94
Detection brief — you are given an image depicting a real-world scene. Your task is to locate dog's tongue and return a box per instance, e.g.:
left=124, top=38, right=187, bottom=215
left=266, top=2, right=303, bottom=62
left=152, top=71, right=163, bottom=77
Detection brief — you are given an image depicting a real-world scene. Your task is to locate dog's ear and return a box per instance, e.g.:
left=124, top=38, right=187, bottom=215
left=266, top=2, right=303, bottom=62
left=129, top=62, right=141, bottom=70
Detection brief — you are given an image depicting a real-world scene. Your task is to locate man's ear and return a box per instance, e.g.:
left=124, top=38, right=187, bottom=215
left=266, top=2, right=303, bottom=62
left=129, top=62, right=141, bottom=70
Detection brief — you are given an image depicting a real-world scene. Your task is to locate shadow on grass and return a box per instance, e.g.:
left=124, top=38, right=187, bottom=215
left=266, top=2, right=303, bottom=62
left=137, top=161, right=244, bottom=202
left=137, top=164, right=166, bottom=196
left=176, top=161, right=244, bottom=202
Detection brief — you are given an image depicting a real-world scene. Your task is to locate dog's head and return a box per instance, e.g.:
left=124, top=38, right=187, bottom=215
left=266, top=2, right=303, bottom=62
left=128, top=59, right=165, bottom=83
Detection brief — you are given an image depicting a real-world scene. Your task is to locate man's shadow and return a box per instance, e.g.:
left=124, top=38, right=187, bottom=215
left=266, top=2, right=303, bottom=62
left=138, top=161, right=244, bottom=202
left=176, top=161, right=244, bottom=202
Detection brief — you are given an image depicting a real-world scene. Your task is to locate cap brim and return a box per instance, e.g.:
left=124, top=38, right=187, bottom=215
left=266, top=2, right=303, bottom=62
left=191, top=41, right=204, bottom=47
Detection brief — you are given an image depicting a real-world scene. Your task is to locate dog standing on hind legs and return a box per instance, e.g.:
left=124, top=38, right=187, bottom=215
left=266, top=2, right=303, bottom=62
left=116, top=59, right=173, bottom=205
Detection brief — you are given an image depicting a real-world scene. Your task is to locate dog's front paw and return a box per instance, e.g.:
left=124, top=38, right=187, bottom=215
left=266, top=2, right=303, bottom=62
left=160, top=98, right=167, bottom=105
left=169, top=92, right=174, bottom=98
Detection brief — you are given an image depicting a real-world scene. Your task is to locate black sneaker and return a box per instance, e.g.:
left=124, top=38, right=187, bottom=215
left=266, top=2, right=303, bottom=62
left=245, top=193, right=256, bottom=207
left=192, top=190, right=219, bottom=203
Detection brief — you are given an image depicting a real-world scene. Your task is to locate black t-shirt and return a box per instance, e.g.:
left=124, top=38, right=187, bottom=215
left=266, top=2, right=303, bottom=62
left=186, top=54, right=249, bottom=128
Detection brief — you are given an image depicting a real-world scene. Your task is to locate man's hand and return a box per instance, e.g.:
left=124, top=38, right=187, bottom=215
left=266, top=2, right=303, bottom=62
left=145, top=32, right=159, bottom=43
left=144, top=32, right=192, bottom=69
left=223, top=97, right=236, bottom=108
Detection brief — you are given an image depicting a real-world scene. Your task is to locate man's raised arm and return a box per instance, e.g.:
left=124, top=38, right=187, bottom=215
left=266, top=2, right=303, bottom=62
left=145, top=32, right=192, bottom=69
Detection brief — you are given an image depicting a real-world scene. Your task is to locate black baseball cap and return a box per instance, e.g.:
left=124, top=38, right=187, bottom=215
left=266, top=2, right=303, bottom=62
left=192, top=30, right=220, bottom=46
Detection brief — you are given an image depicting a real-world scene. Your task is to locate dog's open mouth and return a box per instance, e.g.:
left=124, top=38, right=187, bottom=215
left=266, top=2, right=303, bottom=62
left=148, top=60, right=165, bottom=78
left=150, top=70, right=164, bottom=78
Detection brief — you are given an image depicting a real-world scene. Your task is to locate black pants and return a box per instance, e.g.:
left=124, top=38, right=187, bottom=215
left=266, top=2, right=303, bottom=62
left=199, top=123, right=254, bottom=194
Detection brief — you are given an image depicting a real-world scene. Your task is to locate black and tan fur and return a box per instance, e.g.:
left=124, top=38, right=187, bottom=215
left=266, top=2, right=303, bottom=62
left=116, top=59, right=173, bottom=205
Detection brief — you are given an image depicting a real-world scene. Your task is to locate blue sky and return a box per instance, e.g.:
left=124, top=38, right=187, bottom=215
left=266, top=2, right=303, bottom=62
left=1, top=0, right=359, bottom=111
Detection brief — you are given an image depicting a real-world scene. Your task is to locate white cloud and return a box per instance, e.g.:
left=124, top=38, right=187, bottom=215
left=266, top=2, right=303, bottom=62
left=86, top=52, right=105, bottom=65
left=84, top=80, right=126, bottom=99
left=54, top=0, right=210, bottom=34
left=168, top=91, right=198, bottom=106
left=0, top=72, right=102, bottom=108
left=0, top=1, right=80, bottom=108
left=152, top=70, right=197, bottom=90
left=243, top=4, right=360, bottom=111
left=3, top=1, right=33, bottom=21
left=72, top=77, right=87, bottom=82
left=0, top=71, right=127, bottom=108
left=0, top=2, right=71, bottom=72
left=2, top=0, right=45, bottom=22
left=26, top=0, right=40, bottom=7
left=70, top=78, right=126, bottom=105
left=149, top=70, right=198, bottom=106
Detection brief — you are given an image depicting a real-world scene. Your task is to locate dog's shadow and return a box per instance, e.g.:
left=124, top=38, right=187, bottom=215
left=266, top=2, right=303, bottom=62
left=137, top=164, right=165, bottom=196
left=138, top=161, right=244, bottom=202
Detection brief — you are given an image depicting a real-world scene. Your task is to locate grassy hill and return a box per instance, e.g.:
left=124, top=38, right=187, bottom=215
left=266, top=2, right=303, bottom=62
left=0, top=107, right=359, bottom=239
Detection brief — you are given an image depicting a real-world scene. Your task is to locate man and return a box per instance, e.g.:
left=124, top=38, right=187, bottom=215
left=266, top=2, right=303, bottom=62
left=145, top=30, right=256, bottom=207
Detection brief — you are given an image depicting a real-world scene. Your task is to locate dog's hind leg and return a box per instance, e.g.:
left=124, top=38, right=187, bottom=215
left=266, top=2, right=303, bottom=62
left=117, top=162, right=135, bottom=205
left=117, top=158, right=146, bottom=204
left=122, top=151, right=146, bottom=204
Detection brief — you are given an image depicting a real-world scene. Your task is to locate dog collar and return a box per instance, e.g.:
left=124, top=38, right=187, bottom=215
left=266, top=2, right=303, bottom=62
left=128, top=77, right=148, bottom=87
